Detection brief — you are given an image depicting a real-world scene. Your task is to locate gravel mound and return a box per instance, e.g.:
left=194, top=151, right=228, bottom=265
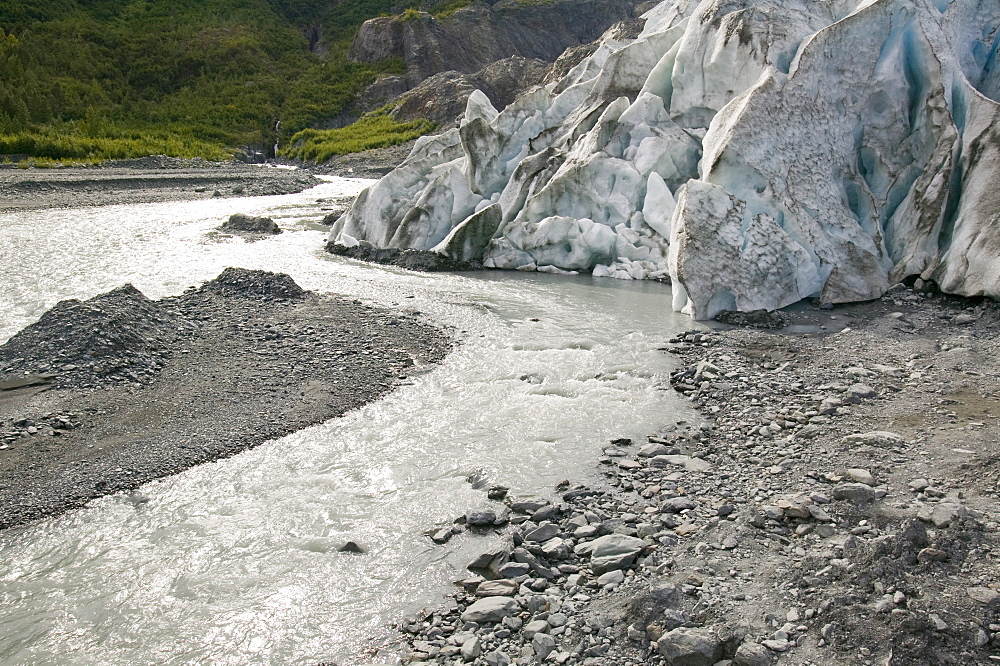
left=196, top=267, right=307, bottom=301
left=0, top=284, right=186, bottom=388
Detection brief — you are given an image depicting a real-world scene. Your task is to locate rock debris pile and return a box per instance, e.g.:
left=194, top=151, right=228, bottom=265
left=393, top=287, right=999, bottom=665
left=0, top=284, right=189, bottom=389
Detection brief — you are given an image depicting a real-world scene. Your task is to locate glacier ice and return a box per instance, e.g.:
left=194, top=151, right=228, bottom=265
left=331, top=0, right=1000, bottom=319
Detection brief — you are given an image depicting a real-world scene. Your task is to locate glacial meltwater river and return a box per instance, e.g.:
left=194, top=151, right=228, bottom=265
left=0, top=176, right=698, bottom=665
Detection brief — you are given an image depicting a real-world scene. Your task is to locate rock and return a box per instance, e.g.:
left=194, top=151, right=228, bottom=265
left=431, top=528, right=453, bottom=544
left=497, top=562, right=531, bottom=578
left=917, top=502, right=966, bottom=528
left=928, top=613, right=949, bottom=632
left=649, top=455, right=712, bottom=472
left=476, top=579, right=518, bottom=597
left=734, top=641, right=773, bottom=666
left=484, top=651, right=511, bottom=666
left=845, top=468, right=876, bottom=486
left=221, top=213, right=281, bottom=235
left=916, top=547, right=949, bottom=563
left=650, top=582, right=679, bottom=602
left=639, top=442, right=670, bottom=457
left=523, top=522, right=560, bottom=542
left=461, top=635, right=482, bottom=661
left=589, top=534, right=646, bottom=575
left=761, top=638, right=790, bottom=652
left=656, top=627, right=722, bottom=666
left=461, top=597, right=519, bottom=624
left=841, top=432, right=906, bottom=448
left=338, top=541, right=365, bottom=554
left=909, top=478, right=930, bottom=492
left=522, top=620, right=550, bottom=639
left=468, top=545, right=510, bottom=572
left=530, top=632, right=557, bottom=660
left=967, top=587, right=1000, bottom=607
left=664, top=496, right=698, bottom=513
left=832, top=483, right=875, bottom=504
left=466, top=510, right=498, bottom=526
left=487, top=485, right=509, bottom=500
left=597, top=569, right=625, bottom=586
left=845, top=384, right=877, bottom=402
left=509, top=497, right=549, bottom=514
left=540, top=537, right=571, bottom=560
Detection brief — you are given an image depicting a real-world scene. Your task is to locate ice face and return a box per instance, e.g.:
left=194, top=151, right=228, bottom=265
left=332, top=0, right=1000, bottom=319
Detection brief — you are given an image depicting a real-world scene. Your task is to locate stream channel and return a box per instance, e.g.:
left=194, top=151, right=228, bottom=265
left=0, top=176, right=698, bottom=665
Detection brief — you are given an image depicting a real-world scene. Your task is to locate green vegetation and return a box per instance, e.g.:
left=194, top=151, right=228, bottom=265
left=432, top=1, right=474, bottom=19
left=0, top=0, right=424, bottom=162
left=282, top=111, right=434, bottom=162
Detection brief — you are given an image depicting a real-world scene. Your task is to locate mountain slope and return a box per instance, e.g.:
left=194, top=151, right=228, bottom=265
left=0, top=0, right=404, bottom=161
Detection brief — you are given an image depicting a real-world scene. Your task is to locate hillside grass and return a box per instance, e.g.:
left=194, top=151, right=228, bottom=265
left=0, top=0, right=417, bottom=162
left=282, top=112, right=435, bottom=162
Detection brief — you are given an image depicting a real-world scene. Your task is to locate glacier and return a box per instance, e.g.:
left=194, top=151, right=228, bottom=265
left=330, top=0, right=1000, bottom=319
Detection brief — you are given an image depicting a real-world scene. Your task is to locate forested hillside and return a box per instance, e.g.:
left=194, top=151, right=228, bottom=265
left=0, top=0, right=426, bottom=162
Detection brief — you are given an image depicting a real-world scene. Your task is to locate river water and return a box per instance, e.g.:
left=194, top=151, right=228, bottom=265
left=0, top=177, right=698, bottom=665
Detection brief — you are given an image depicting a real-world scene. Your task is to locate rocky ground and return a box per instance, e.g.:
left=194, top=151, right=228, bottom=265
left=0, top=157, right=319, bottom=212
left=384, top=284, right=1000, bottom=666
left=0, top=268, right=450, bottom=530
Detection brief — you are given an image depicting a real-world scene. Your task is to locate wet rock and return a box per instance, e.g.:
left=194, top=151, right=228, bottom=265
left=338, top=541, right=366, bottom=554
left=466, top=510, right=497, bottom=526
left=221, top=213, right=281, bottom=235
left=487, top=485, right=509, bottom=500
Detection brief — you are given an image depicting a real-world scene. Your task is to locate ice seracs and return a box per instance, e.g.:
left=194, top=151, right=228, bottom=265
left=331, top=0, right=1000, bottom=319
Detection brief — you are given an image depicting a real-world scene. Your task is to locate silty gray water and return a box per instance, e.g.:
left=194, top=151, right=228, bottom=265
left=0, top=177, right=698, bottom=664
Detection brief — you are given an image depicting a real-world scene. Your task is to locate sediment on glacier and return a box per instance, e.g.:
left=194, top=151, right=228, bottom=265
left=330, top=0, right=1000, bottom=319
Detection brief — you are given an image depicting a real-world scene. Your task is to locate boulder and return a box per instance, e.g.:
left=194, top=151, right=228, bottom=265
left=589, top=534, right=645, bottom=575
left=656, top=627, right=723, bottom=665
left=221, top=213, right=281, bottom=235
left=461, top=597, right=519, bottom=624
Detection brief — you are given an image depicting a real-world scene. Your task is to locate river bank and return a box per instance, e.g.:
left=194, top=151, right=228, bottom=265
left=0, top=158, right=321, bottom=212
left=0, top=268, right=450, bottom=530
left=394, top=285, right=1000, bottom=666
